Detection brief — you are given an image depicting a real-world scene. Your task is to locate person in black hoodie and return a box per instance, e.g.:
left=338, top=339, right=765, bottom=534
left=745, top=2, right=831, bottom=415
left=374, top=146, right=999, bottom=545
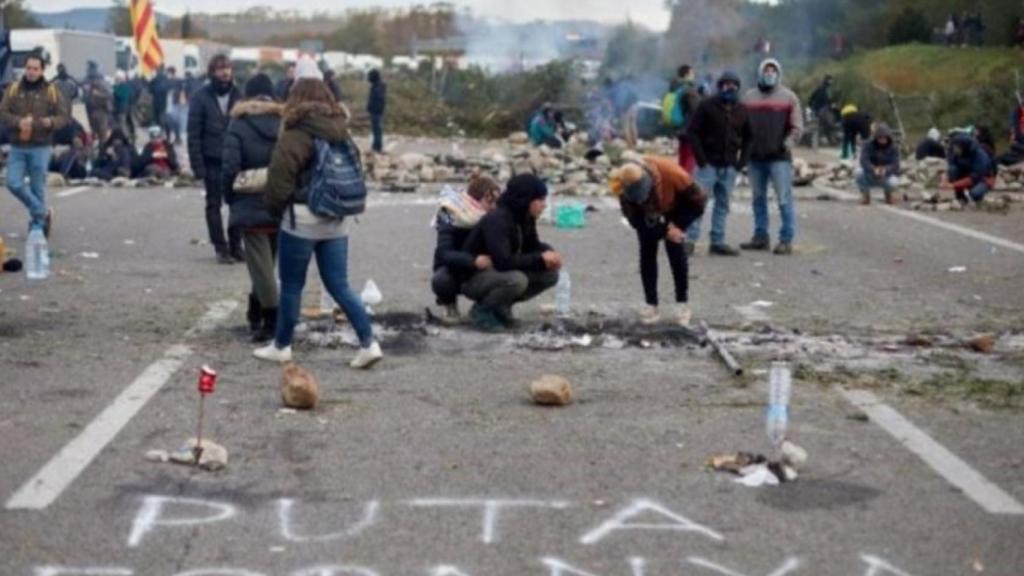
left=92, top=128, right=136, bottom=181
left=367, top=69, right=387, bottom=153
left=431, top=175, right=502, bottom=323
left=188, top=55, right=242, bottom=264
left=222, top=74, right=283, bottom=342
left=462, top=174, right=562, bottom=330
left=856, top=123, right=900, bottom=205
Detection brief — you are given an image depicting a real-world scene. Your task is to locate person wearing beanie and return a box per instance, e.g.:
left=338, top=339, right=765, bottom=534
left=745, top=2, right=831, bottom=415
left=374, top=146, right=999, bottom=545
left=856, top=123, right=901, bottom=205
left=915, top=127, right=946, bottom=161
left=611, top=157, right=706, bottom=326
left=255, top=73, right=383, bottom=369
left=294, top=56, right=324, bottom=82
left=461, top=174, right=563, bottom=330
left=740, top=58, right=803, bottom=255
left=222, top=73, right=284, bottom=342
left=188, top=54, right=242, bottom=264
left=430, top=174, right=502, bottom=323
left=685, top=70, right=752, bottom=256
left=366, top=69, right=387, bottom=152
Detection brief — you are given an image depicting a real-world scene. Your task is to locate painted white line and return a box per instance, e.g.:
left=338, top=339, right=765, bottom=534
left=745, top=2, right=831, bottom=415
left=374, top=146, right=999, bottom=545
left=5, top=300, right=237, bottom=511
left=817, top=184, right=1024, bottom=255
left=56, top=186, right=91, bottom=199
left=840, top=388, right=1024, bottom=515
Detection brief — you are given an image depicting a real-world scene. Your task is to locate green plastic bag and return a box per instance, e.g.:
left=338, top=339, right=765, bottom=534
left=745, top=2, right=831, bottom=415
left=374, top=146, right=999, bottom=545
left=555, top=203, right=586, bottom=229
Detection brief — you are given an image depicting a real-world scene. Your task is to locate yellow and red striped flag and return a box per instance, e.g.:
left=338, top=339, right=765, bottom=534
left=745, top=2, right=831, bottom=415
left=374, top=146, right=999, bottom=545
left=130, top=0, right=164, bottom=77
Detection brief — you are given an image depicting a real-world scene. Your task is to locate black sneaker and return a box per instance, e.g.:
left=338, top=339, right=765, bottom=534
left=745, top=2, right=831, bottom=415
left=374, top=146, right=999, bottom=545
left=773, top=243, right=793, bottom=255
left=740, top=237, right=771, bottom=251
left=231, top=248, right=246, bottom=262
left=216, top=252, right=235, bottom=265
left=709, top=244, right=741, bottom=256
left=246, top=293, right=261, bottom=333
left=470, top=304, right=505, bottom=332
left=43, top=208, right=53, bottom=239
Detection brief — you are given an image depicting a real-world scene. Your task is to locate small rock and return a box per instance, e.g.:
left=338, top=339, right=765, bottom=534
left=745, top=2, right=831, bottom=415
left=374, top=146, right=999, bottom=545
left=904, top=333, right=933, bottom=347
left=169, top=438, right=228, bottom=471
left=145, top=449, right=169, bottom=463
left=281, top=363, right=319, bottom=410
left=967, top=334, right=996, bottom=354
left=529, top=375, right=573, bottom=406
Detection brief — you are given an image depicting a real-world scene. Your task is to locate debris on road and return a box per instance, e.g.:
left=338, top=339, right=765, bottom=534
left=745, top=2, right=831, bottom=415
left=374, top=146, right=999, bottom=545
left=948, top=266, right=967, bottom=273
left=905, top=333, right=934, bottom=347
left=529, top=374, right=573, bottom=406
left=967, top=334, right=996, bottom=354
left=168, top=438, right=229, bottom=471
left=708, top=441, right=806, bottom=487
left=700, top=321, right=744, bottom=377
left=281, top=363, right=320, bottom=410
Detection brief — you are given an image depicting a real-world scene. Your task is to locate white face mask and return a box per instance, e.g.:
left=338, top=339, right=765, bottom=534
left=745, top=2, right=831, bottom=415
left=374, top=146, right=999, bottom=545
left=761, top=71, right=779, bottom=87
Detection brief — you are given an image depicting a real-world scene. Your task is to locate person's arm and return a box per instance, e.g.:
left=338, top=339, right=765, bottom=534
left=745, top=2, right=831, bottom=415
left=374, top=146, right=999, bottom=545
left=0, top=89, right=20, bottom=129
left=785, top=91, right=804, bottom=150
left=484, top=218, right=545, bottom=272
left=738, top=108, right=753, bottom=169
left=888, top=148, right=901, bottom=177
left=221, top=123, right=242, bottom=197
left=859, top=143, right=873, bottom=173
left=434, top=213, right=476, bottom=271
left=187, top=96, right=205, bottom=177
left=264, top=130, right=312, bottom=218
left=686, top=102, right=708, bottom=167
left=46, top=90, right=70, bottom=132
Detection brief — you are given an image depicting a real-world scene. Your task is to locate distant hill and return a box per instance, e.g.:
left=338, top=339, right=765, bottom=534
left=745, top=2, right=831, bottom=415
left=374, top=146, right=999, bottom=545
left=31, top=8, right=172, bottom=34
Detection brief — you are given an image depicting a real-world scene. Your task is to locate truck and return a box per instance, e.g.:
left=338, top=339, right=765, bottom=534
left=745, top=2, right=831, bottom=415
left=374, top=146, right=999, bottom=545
left=9, top=29, right=117, bottom=80
left=118, top=37, right=230, bottom=78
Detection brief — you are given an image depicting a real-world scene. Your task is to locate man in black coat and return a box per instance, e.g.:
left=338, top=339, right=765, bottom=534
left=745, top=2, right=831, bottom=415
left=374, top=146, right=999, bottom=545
left=188, top=54, right=242, bottom=263
left=462, top=174, right=563, bottom=330
left=367, top=69, right=387, bottom=153
left=685, top=70, right=752, bottom=256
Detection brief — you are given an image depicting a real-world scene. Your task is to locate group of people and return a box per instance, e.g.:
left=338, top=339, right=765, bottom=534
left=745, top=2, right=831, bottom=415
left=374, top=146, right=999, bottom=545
left=945, top=12, right=986, bottom=47
left=48, top=126, right=180, bottom=182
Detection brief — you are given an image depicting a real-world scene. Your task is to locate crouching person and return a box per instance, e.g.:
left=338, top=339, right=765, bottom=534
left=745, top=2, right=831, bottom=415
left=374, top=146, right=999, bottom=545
left=135, top=126, right=179, bottom=180
left=944, top=133, right=996, bottom=206
left=856, top=123, right=900, bottom=205
left=611, top=157, right=706, bottom=326
left=462, top=174, right=563, bottom=330
left=431, top=174, right=502, bottom=323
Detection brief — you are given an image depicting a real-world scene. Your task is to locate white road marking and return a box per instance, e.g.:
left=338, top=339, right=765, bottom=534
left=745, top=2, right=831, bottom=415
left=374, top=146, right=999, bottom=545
left=816, top=185, right=1024, bottom=255
left=56, top=187, right=91, bottom=198
left=5, top=300, right=238, bottom=511
left=840, top=389, right=1024, bottom=515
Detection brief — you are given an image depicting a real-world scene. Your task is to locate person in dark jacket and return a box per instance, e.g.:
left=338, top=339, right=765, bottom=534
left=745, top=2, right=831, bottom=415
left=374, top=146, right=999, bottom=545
left=112, top=70, right=137, bottom=141
left=254, top=57, right=381, bottom=370
left=51, top=63, right=79, bottom=115
left=188, top=54, right=242, bottom=263
left=135, top=126, right=179, bottom=179
left=367, top=69, right=386, bottom=153
left=611, top=157, right=706, bottom=326
left=840, top=104, right=871, bottom=160
left=945, top=133, right=996, bottom=206
left=915, top=128, right=946, bottom=161
left=83, top=61, right=113, bottom=142
left=685, top=70, right=752, bottom=256
left=275, top=64, right=295, bottom=102
left=856, top=123, right=901, bottom=205
left=808, top=75, right=838, bottom=146
left=431, top=175, right=502, bottom=323
left=323, top=69, right=342, bottom=102
left=92, top=128, right=136, bottom=181
left=0, top=54, right=70, bottom=234
left=461, top=174, right=563, bottom=330
left=221, top=74, right=284, bottom=342
left=741, top=58, right=803, bottom=255
left=149, top=66, right=171, bottom=129
left=49, top=134, right=91, bottom=180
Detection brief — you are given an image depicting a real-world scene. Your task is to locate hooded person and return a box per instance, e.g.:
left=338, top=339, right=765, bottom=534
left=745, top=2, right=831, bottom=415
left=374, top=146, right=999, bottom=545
left=92, top=127, right=136, bottom=181
left=430, top=175, right=503, bottom=323
left=52, top=63, right=79, bottom=115
left=611, top=157, right=706, bottom=326
left=254, top=58, right=383, bottom=370
left=461, top=174, right=563, bottom=330
left=944, top=133, right=996, bottom=206
left=528, top=104, right=561, bottom=148
left=856, top=123, right=901, bottom=205
left=366, top=69, right=387, bottom=153
left=49, top=134, right=91, bottom=180
left=187, top=54, right=243, bottom=264
left=135, top=126, right=179, bottom=179
left=915, top=127, right=946, bottom=161
left=221, top=73, right=284, bottom=342
left=740, top=58, right=803, bottom=255
left=684, top=70, right=753, bottom=256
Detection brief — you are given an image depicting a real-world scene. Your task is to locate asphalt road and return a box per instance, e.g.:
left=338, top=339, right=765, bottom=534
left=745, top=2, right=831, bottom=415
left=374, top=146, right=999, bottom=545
left=1, top=159, right=1023, bottom=576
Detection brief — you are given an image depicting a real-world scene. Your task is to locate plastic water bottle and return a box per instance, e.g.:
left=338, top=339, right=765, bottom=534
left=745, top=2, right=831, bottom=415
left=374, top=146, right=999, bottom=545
left=25, top=226, right=50, bottom=280
left=766, top=361, right=792, bottom=449
left=555, top=269, right=571, bottom=318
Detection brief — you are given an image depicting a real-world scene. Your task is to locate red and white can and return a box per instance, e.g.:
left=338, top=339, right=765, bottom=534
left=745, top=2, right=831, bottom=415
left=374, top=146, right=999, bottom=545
left=198, top=365, right=217, bottom=395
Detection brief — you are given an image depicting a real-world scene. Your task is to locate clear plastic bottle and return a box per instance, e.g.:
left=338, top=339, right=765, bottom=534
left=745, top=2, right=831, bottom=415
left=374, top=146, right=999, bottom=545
left=25, top=226, right=49, bottom=280
left=766, top=361, right=792, bottom=449
left=554, top=269, right=571, bottom=318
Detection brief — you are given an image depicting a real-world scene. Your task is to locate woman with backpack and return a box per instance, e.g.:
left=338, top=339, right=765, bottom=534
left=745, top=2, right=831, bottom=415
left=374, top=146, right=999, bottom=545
left=253, top=58, right=382, bottom=370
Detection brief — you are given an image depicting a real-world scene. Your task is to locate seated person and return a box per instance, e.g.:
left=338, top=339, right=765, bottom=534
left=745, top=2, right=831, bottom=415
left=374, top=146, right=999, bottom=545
left=49, top=135, right=91, bottom=180
left=461, top=174, right=563, bottom=330
left=52, top=118, right=87, bottom=147
left=915, top=128, right=946, bottom=161
left=431, top=175, right=502, bottom=323
left=528, top=105, right=563, bottom=149
left=134, top=126, right=180, bottom=180
left=856, top=123, right=901, bottom=205
left=944, top=133, right=996, bottom=206
left=92, top=128, right=136, bottom=181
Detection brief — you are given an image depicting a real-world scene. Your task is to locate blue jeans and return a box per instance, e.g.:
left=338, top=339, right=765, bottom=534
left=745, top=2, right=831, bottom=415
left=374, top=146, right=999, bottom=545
left=7, top=146, right=52, bottom=228
left=370, top=114, right=383, bottom=153
left=276, top=231, right=374, bottom=349
left=748, top=160, right=795, bottom=244
left=687, top=165, right=737, bottom=246
left=856, top=171, right=898, bottom=198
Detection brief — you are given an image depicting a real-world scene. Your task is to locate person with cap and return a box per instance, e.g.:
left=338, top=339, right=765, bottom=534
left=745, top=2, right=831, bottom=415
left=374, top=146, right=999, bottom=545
left=221, top=73, right=284, bottom=343
left=254, top=57, right=383, bottom=370
left=856, top=123, right=901, bottom=205
left=840, top=104, right=871, bottom=160
left=943, top=133, right=996, bottom=207
left=611, top=157, right=707, bottom=326
left=915, top=127, right=946, bottom=161
left=188, top=54, right=242, bottom=264
left=461, top=174, right=563, bottom=330
left=136, top=125, right=179, bottom=180
left=430, top=174, right=503, bottom=324
left=741, top=58, right=803, bottom=255
left=366, top=69, right=386, bottom=152
left=685, top=70, right=752, bottom=256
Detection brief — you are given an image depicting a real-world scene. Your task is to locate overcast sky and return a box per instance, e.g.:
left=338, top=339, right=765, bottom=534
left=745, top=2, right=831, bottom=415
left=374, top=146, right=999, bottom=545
left=27, top=0, right=674, bottom=31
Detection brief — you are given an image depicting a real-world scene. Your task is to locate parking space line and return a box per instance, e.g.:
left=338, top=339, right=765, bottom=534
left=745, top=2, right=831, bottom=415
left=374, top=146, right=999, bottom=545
left=816, top=185, right=1024, bottom=255
left=56, top=187, right=91, bottom=199
left=840, top=389, right=1024, bottom=515
left=4, top=300, right=237, bottom=511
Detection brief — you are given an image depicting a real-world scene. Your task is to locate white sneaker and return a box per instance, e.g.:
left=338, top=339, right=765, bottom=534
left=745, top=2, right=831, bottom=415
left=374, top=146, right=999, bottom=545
left=639, top=305, right=660, bottom=325
left=350, top=341, right=383, bottom=369
left=674, top=303, right=693, bottom=327
left=253, top=344, right=292, bottom=363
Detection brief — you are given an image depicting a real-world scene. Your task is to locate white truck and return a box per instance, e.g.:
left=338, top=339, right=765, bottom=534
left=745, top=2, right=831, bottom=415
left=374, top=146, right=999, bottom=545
left=10, top=29, right=117, bottom=80
left=118, top=37, right=230, bottom=78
